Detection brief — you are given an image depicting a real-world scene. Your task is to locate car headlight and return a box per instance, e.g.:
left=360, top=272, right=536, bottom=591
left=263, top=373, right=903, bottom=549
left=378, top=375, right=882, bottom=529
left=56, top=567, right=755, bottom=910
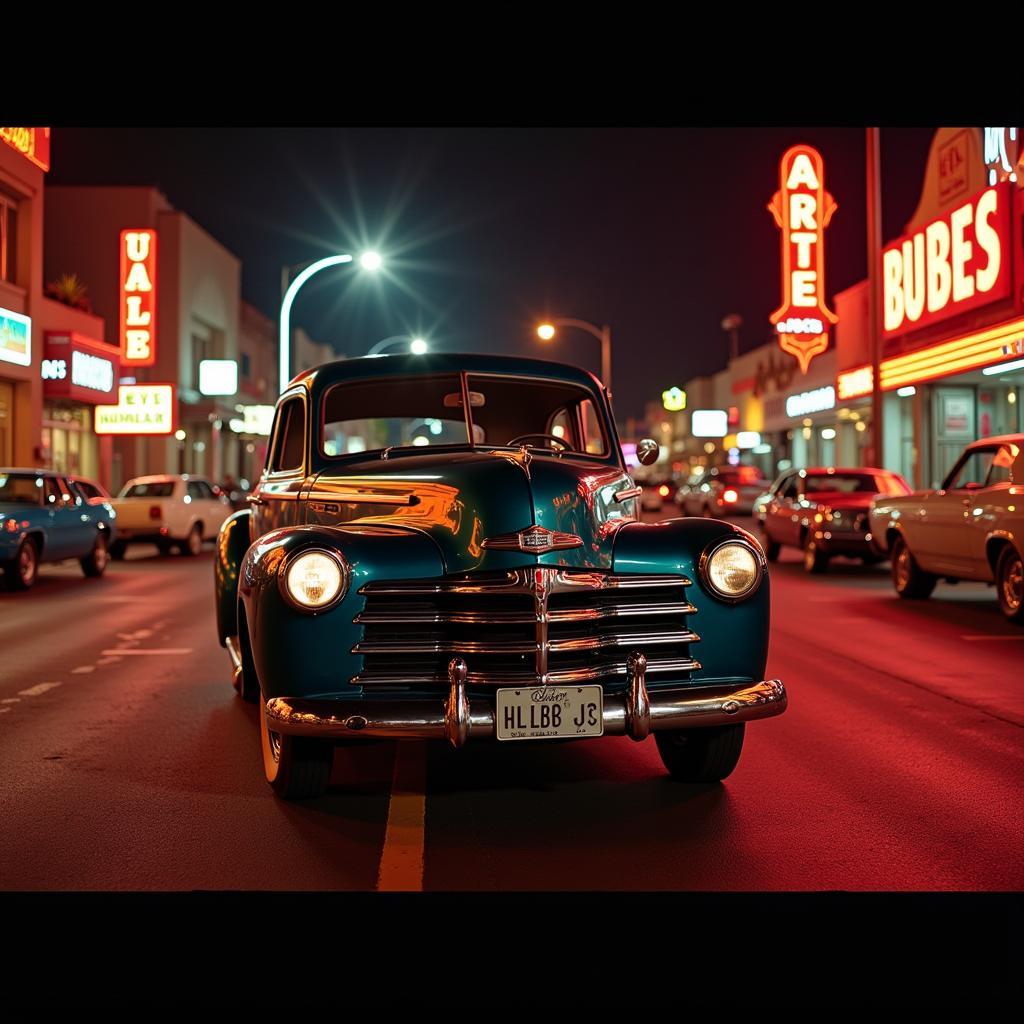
left=699, top=539, right=764, bottom=602
left=280, top=548, right=349, bottom=612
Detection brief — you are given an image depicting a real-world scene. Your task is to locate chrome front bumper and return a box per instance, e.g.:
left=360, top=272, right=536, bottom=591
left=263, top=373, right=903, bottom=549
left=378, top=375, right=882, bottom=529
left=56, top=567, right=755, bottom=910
left=262, top=652, right=787, bottom=748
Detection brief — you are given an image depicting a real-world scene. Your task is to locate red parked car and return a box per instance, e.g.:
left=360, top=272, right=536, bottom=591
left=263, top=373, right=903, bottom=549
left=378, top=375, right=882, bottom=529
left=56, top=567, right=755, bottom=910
left=756, top=466, right=912, bottom=573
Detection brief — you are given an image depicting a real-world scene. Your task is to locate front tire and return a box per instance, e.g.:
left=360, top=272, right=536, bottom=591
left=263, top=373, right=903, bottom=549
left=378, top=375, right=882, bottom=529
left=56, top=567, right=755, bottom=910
left=891, top=534, right=936, bottom=599
left=109, top=540, right=127, bottom=560
left=80, top=533, right=109, bottom=577
left=655, top=724, right=745, bottom=782
left=803, top=533, right=829, bottom=574
left=995, top=545, right=1024, bottom=624
left=259, top=692, right=333, bottom=800
left=181, top=524, right=203, bottom=557
left=3, top=538, right=39, bottom=591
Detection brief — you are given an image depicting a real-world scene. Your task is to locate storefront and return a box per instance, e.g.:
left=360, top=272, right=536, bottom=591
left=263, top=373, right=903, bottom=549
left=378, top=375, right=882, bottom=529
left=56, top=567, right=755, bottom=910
left=40, top=331, right=118, bottom=483
left=834, top=127, right=1024, bottom=488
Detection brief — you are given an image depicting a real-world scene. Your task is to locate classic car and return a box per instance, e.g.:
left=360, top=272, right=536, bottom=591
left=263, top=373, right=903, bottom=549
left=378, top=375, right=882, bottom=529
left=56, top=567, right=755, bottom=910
left=869, top=435, right=1023, bottom=622
left=639, top=478, right=674, bottom=513
left=758, top=466, right=912, bottom=573
left=0, top=468, right=117, bottom=590
left=679, top=465, right=769, bottom=518
left=214, top=354, right=787, bottom=799
left=110, top=474, right=231, bottom=558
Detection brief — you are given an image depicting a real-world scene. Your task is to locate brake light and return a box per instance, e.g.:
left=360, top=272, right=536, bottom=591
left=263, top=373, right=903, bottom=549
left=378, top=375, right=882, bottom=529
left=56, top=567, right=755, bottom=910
left=722, top=489, right=739, bottom=503
left=4, top=518, right=18, bottom=533
left=149, top=505, right=162, bottom=520
left=658, top=485, right=670, bottom=497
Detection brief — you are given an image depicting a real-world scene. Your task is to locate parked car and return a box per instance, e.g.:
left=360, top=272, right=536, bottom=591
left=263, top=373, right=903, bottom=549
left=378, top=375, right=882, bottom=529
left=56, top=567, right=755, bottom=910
left=758, top=466, right=912, bottom=573
left=0, top=469, right=116, bottom=590
left=640, top=478, right=674, bottom=512
left=679, top=465, right=769, bottom=518
left=869, top=435, right=1023, bottom=622
left=110, top=474, right=230, bottom=558
left=214, top=353, right=787, bottom=799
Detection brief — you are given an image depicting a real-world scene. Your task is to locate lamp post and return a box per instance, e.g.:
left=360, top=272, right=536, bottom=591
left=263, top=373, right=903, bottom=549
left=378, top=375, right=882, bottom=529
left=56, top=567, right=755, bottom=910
left=278, top=251, right=382, bottom=391
left=536, top=318, right=612, bottom=392
left=367, top=335, right=429, bottom=356
left=721, top=313, right=742, bottom=363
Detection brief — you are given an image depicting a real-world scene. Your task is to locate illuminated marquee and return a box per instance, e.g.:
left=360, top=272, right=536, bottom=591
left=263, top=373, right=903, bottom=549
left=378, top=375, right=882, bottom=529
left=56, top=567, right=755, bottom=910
left=836, top=366, right=874, bottom=401
left=0, top=127, right=50, bottom=171
left=662, top=387, right=686, bottom=412
left=768, top=145, right=838, bottom=374
left=120, top=229, right=157, bottom=366
left=785, top=386, right=835, bottom=418
left=882, top=183, right=1011, bottom=338
left=95, top=384, right=176, bottom=435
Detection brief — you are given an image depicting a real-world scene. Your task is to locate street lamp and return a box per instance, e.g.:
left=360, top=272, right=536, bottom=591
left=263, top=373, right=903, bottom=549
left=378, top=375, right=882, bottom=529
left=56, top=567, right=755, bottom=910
left=536, top=318, right=612, bottom=391
left=367, top=335, right=429, bottom=356
left=279, top=251, right=382, bottom=391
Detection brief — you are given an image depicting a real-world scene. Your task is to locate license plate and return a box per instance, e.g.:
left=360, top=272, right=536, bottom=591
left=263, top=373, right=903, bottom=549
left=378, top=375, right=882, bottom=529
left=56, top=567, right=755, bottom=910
left=495, top=685, right=603, bottom=741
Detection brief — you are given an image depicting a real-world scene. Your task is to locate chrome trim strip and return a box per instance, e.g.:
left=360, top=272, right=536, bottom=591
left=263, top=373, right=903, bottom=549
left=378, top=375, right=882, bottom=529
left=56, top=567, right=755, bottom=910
left=353, top=601, right=698, bottom=626
left=351, top=655, right=702, bottom=688
left=547, top=629, right=699, bottom=652
left=353, top=628, right=698, bottom=656
left=613, top=486, right=642, bottom=502
left=264, top=678, right=786, bottom=740
left=359, top=569, right=693, bottom=596
left=225, top=635, right=243, bottom=689
left=444, top=657, right=470, bottom=749
left=307, top=489, right=417, bottom=506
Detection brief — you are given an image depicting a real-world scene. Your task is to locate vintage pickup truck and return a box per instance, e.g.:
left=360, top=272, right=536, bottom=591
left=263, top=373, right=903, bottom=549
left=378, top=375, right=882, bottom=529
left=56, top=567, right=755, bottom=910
left=214, top=353, right=787, bottom=799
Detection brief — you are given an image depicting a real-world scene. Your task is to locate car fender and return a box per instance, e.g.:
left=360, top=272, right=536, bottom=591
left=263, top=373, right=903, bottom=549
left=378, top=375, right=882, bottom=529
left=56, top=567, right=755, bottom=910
left=214, top=509, right=253, bottom=644
left=612, top=518, right=770, bottom=683
left=239, top=523, right=446, bottom=700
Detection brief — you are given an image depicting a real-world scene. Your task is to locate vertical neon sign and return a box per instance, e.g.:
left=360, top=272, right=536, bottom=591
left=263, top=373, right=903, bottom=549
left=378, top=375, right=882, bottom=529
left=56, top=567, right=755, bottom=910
left=768, top=145, right=838, bottom=373
left=120, top=229, right=157, bottom=366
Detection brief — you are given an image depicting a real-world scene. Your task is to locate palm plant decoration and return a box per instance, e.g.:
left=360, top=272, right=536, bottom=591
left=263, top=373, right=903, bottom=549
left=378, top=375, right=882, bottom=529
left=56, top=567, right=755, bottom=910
left=45, top=273, right=92, bottom=312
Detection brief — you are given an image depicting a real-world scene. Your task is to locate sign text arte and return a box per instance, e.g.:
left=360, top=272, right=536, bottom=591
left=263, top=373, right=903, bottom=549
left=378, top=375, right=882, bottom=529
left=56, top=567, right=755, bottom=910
left=768, top=145, right=838, bottom=374
left=120, top=229, right=157, bottom=366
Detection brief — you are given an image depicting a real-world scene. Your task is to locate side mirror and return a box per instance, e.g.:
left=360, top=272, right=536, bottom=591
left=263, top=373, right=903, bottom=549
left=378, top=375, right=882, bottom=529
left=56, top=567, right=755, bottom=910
left=636, top=438, right=660, bottom=466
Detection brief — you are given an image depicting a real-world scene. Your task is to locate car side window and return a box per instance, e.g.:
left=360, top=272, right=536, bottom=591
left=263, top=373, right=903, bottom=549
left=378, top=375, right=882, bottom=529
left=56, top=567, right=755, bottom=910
left=986, top=444, right=1018, bottom=487
left=945, top=448, right=996, bottom=490
left=268, top=397, right=305, bottom=474
left=43, top=477, right=63, bottom=506
left=186, top=481, right=203, bottom=501
left=780, top=476, right=799, bottom=500
left=197, top=481, right=217, bottom=500
left=579, top=399, right=606, bottom=455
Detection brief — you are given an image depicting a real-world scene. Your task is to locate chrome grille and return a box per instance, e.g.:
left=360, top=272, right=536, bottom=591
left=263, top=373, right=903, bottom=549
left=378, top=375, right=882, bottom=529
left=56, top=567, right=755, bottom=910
left=352, top=568, right=701, bottom=690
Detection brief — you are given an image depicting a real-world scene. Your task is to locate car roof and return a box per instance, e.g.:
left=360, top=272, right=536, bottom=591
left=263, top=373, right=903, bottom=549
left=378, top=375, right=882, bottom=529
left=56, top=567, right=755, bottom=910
left=800, top=466, right=894, bottom=475
left=0, top=467, right=59, bottom=476
left=966, top=433, right=1024, bottom=448
left=288, top=352, right=605, bottom=395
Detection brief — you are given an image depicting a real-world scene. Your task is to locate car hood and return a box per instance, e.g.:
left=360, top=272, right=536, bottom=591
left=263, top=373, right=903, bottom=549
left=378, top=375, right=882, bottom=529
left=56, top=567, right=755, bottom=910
left=306, top=448, right=636, bottom=573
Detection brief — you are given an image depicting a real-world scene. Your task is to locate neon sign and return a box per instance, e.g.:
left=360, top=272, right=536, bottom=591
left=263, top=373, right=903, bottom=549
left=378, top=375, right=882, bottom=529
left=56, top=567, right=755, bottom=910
left=882, top=184, right=1010, bottom=339
left=785, top=386, right=835, bottom=418
left=661, top=387, right=686, bottom=412
left=768, top=145, right=838, bottom=374
left=120, top=229, right=157, bottom=366
left=95, top=384, right=176, bottom=435
left=0, top=127, right=50, bottom=171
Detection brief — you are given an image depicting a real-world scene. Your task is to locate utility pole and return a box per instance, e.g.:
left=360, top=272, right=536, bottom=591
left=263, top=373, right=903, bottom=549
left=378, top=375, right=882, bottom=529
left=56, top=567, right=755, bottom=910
left=866, top=128, right=884, bottom=469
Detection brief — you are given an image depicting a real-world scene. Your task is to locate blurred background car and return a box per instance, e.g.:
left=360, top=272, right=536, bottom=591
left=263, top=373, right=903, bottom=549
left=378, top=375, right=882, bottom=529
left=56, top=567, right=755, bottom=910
left=109, top=474, right=231, bottom=558
left=678, top=465, right=769, bottom=518
left=640, top=478, right=674, bottom=513
left=759, top=466, right=912, bottom=573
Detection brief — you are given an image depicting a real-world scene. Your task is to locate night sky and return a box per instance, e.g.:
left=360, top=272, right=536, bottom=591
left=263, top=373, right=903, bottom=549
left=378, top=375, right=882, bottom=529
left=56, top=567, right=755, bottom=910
left=48, top=127, right=936, bottom=420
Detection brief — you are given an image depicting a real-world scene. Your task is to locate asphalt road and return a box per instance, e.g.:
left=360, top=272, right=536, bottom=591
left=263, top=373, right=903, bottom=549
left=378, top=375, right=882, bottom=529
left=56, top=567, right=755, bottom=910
left=1, top=524, right=1021, bottom=892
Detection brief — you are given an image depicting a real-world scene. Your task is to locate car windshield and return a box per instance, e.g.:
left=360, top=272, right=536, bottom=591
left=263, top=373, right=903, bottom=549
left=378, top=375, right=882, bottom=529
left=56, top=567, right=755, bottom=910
left=120, top=481, right=175, bottom=498
left=0, top=473, right=44, bottom=505
left=803, top=473, right=908, bottom=495
left=321, top=373, right=609, bottom=459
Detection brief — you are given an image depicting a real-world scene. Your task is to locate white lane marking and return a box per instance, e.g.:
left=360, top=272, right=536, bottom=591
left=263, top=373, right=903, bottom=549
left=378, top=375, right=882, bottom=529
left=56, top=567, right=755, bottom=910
left=2, top=698, right=21, bottom=704
left=960, top=635, right=1024, bottom=641
left=99, top=648, right=193, bottom=656
left=96, top=657, right=122, bottom=665
left=71, top=666, right=95, bottom=674
left=376, top=741, right=427, bottom=892
left=18, top=682, right=62, bottom=697
left=117, top=629, right=153, bottom=641
left=0, top=708, right=9, bottom=714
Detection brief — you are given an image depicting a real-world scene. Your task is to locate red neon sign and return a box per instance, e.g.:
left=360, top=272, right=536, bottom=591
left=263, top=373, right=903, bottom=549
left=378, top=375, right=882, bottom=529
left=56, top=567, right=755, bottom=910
left=768, top=145, right=838, bottom=374
left=0, top=127, right=50, bottom=171
left=120, top=229, right=157, bottom=366
left=881, top=183, right=1011, bottom=339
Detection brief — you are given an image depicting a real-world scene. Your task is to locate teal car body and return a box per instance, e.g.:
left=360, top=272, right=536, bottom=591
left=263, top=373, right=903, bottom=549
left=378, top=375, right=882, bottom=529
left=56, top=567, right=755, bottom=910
left=215, top=353, right=786, bottom=798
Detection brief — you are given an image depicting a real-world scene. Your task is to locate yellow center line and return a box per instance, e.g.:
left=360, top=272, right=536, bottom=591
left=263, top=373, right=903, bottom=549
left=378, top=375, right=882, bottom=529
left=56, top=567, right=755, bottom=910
left=376, top=740, right=427, bottom=892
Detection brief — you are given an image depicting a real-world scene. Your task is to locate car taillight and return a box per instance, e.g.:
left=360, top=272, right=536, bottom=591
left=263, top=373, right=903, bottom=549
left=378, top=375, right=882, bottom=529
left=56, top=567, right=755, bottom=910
left=722, top=489, right=739, bottom=503
left=658, top=485, right=670, bottom=497
left=149, top=505, right=162, bottom=520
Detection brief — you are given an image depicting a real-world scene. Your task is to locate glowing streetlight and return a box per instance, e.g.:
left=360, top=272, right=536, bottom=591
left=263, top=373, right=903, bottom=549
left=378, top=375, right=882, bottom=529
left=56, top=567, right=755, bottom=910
left=410, top=337, right=428, bottom=355
left=279, top=251, right=383, bottom=391
left=535, top=318, right=612, bottom=390
left=367, top=335, right=430, bottom=356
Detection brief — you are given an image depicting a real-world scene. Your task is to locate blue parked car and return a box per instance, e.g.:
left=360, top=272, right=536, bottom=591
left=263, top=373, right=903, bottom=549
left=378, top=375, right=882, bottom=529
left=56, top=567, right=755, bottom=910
left=214, top=353, right=788, bottom=799
left=0, top=469, right=117, bottom=590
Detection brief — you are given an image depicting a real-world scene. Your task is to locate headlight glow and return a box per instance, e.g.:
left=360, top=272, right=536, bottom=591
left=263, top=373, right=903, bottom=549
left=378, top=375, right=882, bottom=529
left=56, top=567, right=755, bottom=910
left=282, top=549, right=348, bottom=611
left=701, top=540, right=762, bottom=601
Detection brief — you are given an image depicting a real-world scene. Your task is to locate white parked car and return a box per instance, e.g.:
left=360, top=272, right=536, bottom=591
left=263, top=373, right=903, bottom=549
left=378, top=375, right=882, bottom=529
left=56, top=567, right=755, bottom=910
left=110, top=474, right=231, bottom=558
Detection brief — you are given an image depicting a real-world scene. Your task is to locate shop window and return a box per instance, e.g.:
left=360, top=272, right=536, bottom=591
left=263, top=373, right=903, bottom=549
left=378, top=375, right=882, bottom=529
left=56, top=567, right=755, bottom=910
left=0, top=191, right=17, bottom=285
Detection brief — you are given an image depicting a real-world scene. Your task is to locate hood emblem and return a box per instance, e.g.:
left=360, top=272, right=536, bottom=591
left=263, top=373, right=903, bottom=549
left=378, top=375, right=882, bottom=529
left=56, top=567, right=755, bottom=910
left=481, top=525, right=583, bottom=554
